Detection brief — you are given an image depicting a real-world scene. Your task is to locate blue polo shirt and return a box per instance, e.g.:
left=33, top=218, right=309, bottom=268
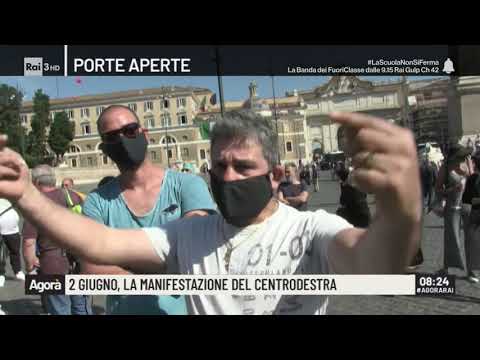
left=82, top=169, right=216, bottom=315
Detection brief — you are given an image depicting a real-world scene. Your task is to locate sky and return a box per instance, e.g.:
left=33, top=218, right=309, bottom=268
left=0, top=76, right=443, bottom=103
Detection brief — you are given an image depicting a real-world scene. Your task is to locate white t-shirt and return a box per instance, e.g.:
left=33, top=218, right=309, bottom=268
left=0, top=199, right=19, bottom=235
left=144, top=202, right=353, bottom=315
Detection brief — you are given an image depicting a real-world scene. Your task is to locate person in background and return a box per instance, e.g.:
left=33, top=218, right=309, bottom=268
left=272, top=164, right=285, bottom=197
left=23, top=165, right=91, bottom=315
left=198, top=163, right=211, bottom=193
left=475, top=134, right=480, bottom=154
left=278, top=162, right=309, bottom=211
left=300, top=164, right=311, bottom=186
left=467, top=138, right=473, bottom=151
left=62, top=178, right=86, bottom=202
left=462, top=153, right=480, bottom=283
left=312, top=159, right=321, bottom=192
left=182, top=163, right=194, bottom=174
left=81, top=105, right=216, bottom=315
left=420, top=157, right=435, bottom=211
left=435, top=144, right=471, bottom=276
left=0, top=198, right=24, bottom=287
left=335, top=168, right=371, bottom=228
left=97, top=176, right=116, bottom=188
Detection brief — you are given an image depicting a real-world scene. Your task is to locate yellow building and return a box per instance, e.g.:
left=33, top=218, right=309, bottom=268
left=20, top=86, right=214, bottom=171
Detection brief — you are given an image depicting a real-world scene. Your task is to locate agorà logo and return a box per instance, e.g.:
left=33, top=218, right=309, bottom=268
left=25, top=275, right=65, bottom=295
left=24, top=57, right=43, bottom=76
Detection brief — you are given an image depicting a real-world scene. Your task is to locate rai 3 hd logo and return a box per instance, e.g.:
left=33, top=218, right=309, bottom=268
left=25, top=275, right=65, bottom=295
left=24, top=57, right=43, bottom=76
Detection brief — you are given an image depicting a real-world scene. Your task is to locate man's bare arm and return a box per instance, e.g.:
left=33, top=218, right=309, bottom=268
left=184, top=209, right=210, bottom=217
left=23, top=237, right=39, bottom=272
left=81, top=209, right=208, bottom=275
left=16, top=184, right=163, bottom=273
left=285, top=191, right=309, bottom=206
left=328, top=215, right=420, bottom=274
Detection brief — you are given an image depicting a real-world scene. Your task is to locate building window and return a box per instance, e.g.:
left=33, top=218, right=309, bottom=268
left=286, top=141, right=293, bottom=152
left=151, top=151, right=157, bottom=160
left=20, top=115, right=28, bottom=124
left=96, top=106, right=105, bottom=116
left=144, top=101, right=154, bottom=112
left=71, top=158, right=77, bottom=168
left=149, top=138, right=156, bottom=144
left=162, top=135, right=176, bottom=144
left=182, top=148, right=189, bottom=157
left=176, top=97, right=187, bottom=108
left=81, top=108, right=90, bottom=118
left=102, top=155, right=108, bottom=165
left=82, top=123, right=91, bottom=135
left=200, top=149, right=206, bottom=160
left=167, top=149, right=173, bottom=159
left=182, top=135, right=188, bottom=141
left=161, top=99, right=170, bottom=109
left=67, top=110, right=74, bottom=119
left=86, top=145, right=92, bottom=151
left=161, top=113, right=172, bottom=127
left=128, top=103, right=137, bottom=112
left=178, top=113, right=188, bottom=125
left=145, top=116, right=155, bottom=128
left=69, top=145, right=79, bottom=153
left=87, top=157, right=93, bottom=167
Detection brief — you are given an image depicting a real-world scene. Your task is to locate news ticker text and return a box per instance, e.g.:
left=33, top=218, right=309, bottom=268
left=25, top=274, right=455, bottom=296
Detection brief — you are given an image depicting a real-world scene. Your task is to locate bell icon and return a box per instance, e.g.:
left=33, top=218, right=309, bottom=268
left=443, top=58, right=454, bottom=74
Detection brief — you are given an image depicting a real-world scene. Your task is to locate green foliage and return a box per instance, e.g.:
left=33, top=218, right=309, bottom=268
left=0, top=84, right=26, bottom=155
left=48, top=111, right=74, bottom=161
left=26, top=89, right=50, bottom=167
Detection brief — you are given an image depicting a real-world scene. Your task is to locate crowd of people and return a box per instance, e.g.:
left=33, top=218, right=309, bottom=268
left=427, top=143, right=480, bottom=283
left=1, top=106, right=471, bottom=315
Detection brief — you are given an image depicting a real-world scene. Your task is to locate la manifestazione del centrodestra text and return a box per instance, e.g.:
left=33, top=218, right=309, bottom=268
left=74, top=277, right=337, bottom=292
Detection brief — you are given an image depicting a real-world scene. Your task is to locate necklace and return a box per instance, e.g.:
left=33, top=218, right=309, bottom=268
left=222, top=200, right=279, bottom=272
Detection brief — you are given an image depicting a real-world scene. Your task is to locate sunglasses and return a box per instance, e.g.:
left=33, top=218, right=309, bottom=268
left=101, top=123, right=141, bottom=144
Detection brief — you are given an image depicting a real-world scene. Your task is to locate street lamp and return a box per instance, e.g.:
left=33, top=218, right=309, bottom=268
left=160, top=94, right=171, bottom=167
left=271, top=75, right=281, bottom=164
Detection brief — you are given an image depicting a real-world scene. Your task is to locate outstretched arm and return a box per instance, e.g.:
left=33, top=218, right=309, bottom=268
left=17, top=184, right=163, bottom=273
left=0, top=138, right=164, bottom=273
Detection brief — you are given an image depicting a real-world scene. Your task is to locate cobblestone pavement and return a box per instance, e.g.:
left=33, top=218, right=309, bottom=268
left=1, top=172, right=479, bottom=315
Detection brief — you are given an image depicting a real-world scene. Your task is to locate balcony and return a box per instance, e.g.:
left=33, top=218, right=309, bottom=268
left=413, top=98, right=448, bottom=108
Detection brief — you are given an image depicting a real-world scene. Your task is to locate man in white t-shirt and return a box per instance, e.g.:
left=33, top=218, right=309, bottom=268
left=0, top=111, right=423, bottom=314
left=0, top=198, right=24, bottom=287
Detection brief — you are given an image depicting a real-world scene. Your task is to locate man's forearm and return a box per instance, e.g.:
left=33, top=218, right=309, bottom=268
left=17, top=184, right=115, bottom=265
left=354, top=213, right=421, bottom=273
left=285, top=196, right=306, bottom=206
left=23, top=238, right=37, bottom=271
left=81, top=262, right=131, bottom=275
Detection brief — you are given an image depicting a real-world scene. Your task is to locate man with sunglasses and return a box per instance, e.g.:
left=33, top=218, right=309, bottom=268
left=80, top=105, right=216, bottom=315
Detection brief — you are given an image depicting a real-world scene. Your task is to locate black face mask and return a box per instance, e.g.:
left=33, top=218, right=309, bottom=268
left=209, top=171, right=273, bottom=227
left=101, top=133, right=148, bottom=172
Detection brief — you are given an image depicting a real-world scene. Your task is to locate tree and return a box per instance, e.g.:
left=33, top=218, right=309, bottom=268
left=48, top=111, right=74, bottom=164
left=0, top=84, right=26, bottom=156
left=26, top=89, right=51, bottom=167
